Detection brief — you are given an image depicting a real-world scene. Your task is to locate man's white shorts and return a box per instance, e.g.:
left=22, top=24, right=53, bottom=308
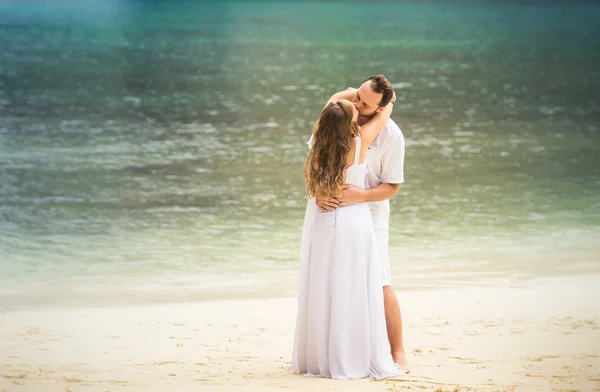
left=375, top=227, right=390, bottom=286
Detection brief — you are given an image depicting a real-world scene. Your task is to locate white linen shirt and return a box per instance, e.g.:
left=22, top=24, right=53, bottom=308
left=364, top=118, right=405, bottom=230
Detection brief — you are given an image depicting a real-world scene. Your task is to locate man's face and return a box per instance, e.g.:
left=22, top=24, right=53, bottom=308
left=353, top=81, right=383, bottom=119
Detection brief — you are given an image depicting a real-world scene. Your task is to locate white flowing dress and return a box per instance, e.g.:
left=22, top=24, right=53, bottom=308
left=292, top=136, right=402, bottom=380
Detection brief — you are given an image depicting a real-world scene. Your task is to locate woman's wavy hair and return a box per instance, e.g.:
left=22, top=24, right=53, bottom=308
left=305, top=100, right=359, bottom=198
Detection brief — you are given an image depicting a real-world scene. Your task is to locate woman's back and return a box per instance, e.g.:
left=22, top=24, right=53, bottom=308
left=345, top=136, right=368, bottom=189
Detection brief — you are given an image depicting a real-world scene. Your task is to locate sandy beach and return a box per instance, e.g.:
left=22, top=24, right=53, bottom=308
left=1, top=274, right=599, bottom=392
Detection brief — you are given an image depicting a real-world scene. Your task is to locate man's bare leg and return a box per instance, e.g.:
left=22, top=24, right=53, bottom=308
left=383, top=285, right=409, bottom=372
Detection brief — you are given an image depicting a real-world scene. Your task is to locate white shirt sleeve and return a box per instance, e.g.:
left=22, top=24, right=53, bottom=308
left=380, top=130, right=405, bottom=184
left=306, top=134, right=314, bottom=149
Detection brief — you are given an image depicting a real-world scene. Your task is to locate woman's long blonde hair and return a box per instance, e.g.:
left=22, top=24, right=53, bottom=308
left=305, top=100, right=360, bottom=198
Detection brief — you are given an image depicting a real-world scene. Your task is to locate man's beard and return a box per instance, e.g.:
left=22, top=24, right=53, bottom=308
left=357, top=109, right=378, bottom=125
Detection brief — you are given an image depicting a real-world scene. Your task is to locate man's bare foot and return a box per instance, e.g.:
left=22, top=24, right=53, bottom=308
left=393, top=351, right=410, bottom=373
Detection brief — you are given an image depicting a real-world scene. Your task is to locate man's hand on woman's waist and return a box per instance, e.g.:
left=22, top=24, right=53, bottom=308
left=316, top=183, right=400, bottom=212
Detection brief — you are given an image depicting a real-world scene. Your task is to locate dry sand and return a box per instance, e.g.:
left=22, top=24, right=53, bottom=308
left=1, top=274, right=599, bottom=392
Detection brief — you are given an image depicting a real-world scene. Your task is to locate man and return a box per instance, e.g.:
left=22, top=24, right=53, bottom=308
left=312, top=74, right=408, bottom=372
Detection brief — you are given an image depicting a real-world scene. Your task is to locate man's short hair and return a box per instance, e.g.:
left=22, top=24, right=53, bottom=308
left=363, top=74, right=394, bottom=107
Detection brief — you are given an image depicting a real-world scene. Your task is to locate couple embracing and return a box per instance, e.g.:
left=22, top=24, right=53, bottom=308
left=293, top=74, right=408, bottom=379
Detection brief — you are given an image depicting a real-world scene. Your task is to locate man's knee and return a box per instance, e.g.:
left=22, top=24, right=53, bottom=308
left=383, top=285, right=397, bottom=301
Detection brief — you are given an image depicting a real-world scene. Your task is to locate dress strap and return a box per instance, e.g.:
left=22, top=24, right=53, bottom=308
left=353, top=136, right=362, bottom=166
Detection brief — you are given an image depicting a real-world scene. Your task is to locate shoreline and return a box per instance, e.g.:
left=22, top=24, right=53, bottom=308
left=1, top=274, right=599, bottom=392
left=2, top=266, right=600, bottom=312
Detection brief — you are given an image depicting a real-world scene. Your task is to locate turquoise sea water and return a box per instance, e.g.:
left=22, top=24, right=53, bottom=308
left=1, top=1, right=599, bottom=306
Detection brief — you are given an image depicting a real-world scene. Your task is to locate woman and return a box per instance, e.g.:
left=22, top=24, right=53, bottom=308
left=292, top=99, right=402, bottom=379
